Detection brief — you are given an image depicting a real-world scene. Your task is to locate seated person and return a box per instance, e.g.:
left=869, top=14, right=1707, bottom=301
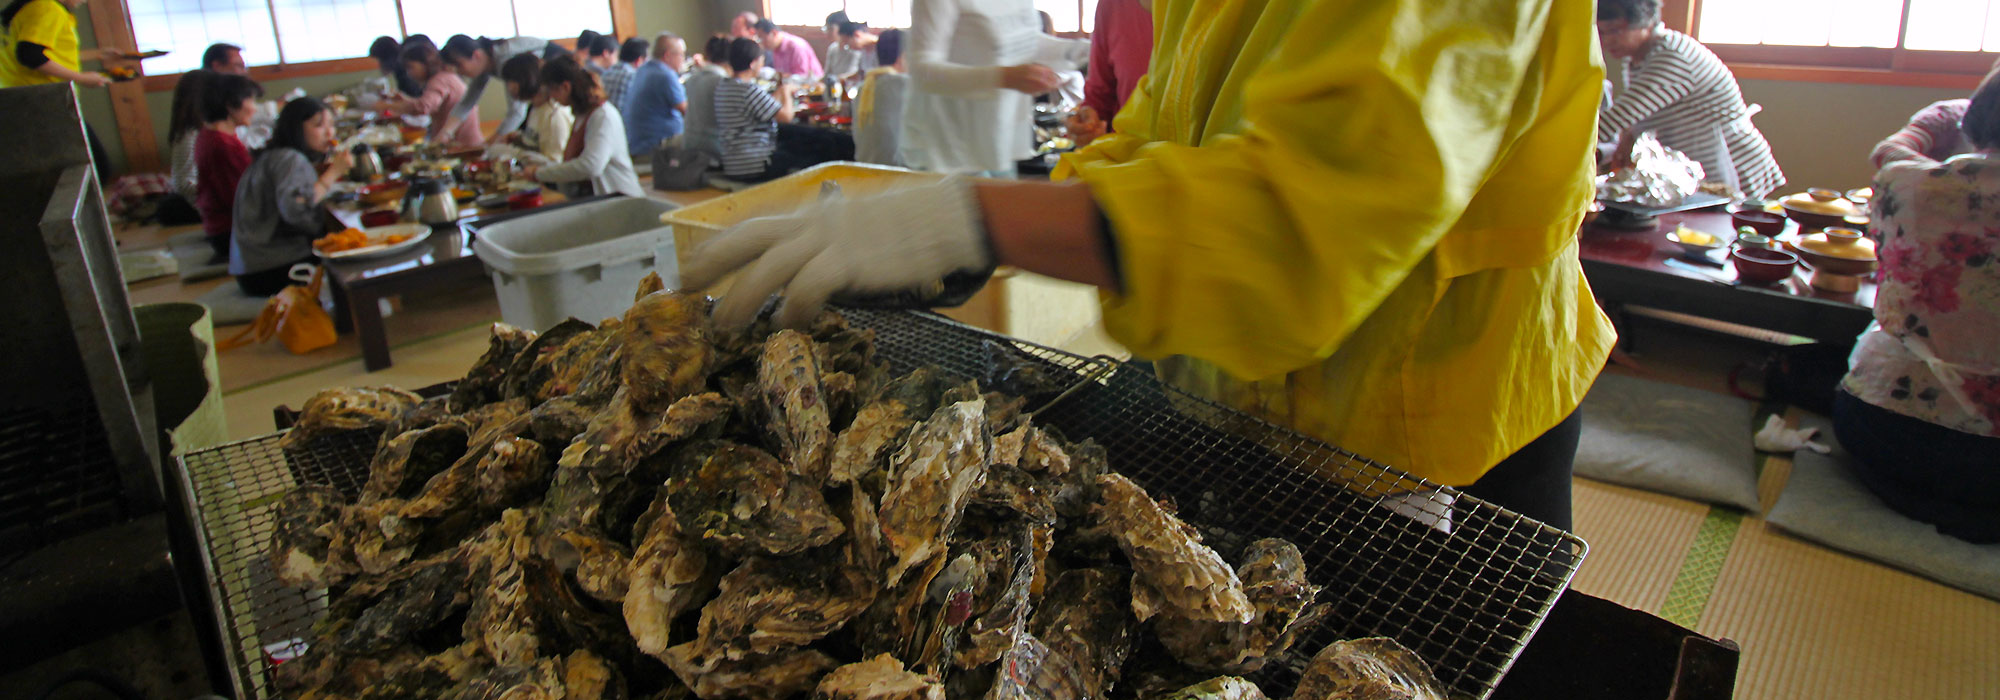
left=680, top=34, right=731, bottom=162
left=387, top=41, right=483, bottom=149
left=755, top=19, right=822, bottom=78
left=195, top=74, right=263, bottom=262
left=624, top=32, right=688, bottom=159
left=1837, top=75, right=2000, bottom=544
left=1596, top=0, right=1784, bottom=198
left=523, top=56, right=644, bottom=198
left=715, top=38, right=853, bottom=183
left=164, top=69, right=211, bottom=224
left=1870, top=64, right=1999, bottom=169
left=602, top=36, right=646, bottom=109
left=500, top=53, right=571, bottom=162
left=230, top=98, right=354, bottom=296
left=854, top=29, right=908, bottom=167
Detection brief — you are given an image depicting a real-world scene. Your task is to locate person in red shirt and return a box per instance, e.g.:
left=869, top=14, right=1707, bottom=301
left=193, top=73, right=262, bottom=263
left=1065, top=0, right=1152, bottom=146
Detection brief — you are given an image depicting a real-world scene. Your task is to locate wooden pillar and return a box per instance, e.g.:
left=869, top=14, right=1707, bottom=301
left=84, top=0, right=159, bottom=173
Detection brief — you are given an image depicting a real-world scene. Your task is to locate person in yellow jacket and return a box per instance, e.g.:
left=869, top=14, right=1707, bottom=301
left=0, top=0, right=132, bottom=88
left=680, top=0, right=1615, bottom=529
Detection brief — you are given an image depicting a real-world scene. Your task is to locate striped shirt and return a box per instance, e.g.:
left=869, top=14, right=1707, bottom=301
left=715, top=78, right=780, bottom=178
left=1871, top=99, right=1972, bottom=169
left=1601, top=29, right=1784, bottom=198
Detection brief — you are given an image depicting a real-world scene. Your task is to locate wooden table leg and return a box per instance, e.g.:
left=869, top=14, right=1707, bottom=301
left=348, top=289, right=392, bottom=371
left=329, top=276, right=354, bottom=334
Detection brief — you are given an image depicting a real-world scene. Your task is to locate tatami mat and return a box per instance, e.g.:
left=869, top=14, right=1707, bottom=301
left=1570, top=479, right=1711, bottom=613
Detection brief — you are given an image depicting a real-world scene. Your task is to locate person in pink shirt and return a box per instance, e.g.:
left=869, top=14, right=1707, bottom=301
left=1065, top=0, right=1152, bottom=146
left=755, top=18, right=823, bottom=78
left=387, top=41, right=484, bottom=149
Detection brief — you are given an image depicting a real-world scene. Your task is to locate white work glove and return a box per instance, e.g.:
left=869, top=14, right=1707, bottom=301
left=1753, top=414, right=1831, bottom=454
left=679, top=178, right=994, bottom=331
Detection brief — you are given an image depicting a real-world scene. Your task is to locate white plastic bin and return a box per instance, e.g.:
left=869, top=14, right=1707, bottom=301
left=472, top=196, right=680, bottom=331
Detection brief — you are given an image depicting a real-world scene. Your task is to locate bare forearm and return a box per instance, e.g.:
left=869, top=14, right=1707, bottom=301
left=35, top=61, right=95, bottom=83
left=974, top=180, right=1119, bottom=291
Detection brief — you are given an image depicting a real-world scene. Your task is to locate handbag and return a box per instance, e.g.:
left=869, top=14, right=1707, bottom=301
left=653, top=145, right=713, bottom=191
left=218, top=264, right=337, bottom=355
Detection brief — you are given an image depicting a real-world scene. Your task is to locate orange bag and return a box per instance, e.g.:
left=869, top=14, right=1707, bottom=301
left=218, top=265, right=337, bottom=355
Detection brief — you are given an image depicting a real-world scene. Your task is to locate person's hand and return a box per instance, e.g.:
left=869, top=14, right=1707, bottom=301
left=324, top=148, right=355, bottom=180
left=679, top=178, right=994, bottom=331
left=1066, top=106, right=1106, bottom=146
left=999, top=64, right=1059, bottom=94
left=75, top=73, right=113, bottom=88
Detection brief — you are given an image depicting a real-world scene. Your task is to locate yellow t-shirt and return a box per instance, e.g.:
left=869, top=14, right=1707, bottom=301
left=1055, top=0, right=1617, bottom=486
left=1, top=0, right=79, bottom=87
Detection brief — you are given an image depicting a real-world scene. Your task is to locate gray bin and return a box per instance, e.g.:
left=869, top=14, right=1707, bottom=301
left=472, top=196, right=680, bottom=331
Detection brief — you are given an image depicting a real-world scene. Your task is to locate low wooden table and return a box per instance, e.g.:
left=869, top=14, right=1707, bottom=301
left=324, top=192, right=574, bottom=371
left=1580, top=209, right=1877, bottom=345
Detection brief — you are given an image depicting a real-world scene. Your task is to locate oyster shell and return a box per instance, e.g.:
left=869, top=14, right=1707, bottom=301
left=625, top=492, right=716, bottom=657
left=549, top=528, right=635, bottom=604
left=879, top=399, right=992, bottom=588
left=623, top=291, right=714, bottom=413
left=828, top=367, right=958, bottom=486
left=661, top=646, right=839, bottom=700
left=360, top=423, right=470, bottom=504
left=282, top=386, right=424, bottom=449
left=1156, top=677, right=1268, bottom=700
left=1291, top=638, right=1446, bottom=700
left=814, top=654, right=942, bottom=700
left=271, top=485, right=346, bottom=588
left=336, top=550, right=474, bottom=654
left=758, top=330, right=833, bottom=483
left=1095, top=474, right=1252, bottom=624
left=449, top=323, right=538, bottom=412
left=328, top=497, right=424, bottom=577
left=666, top=441, right=844, bottom=558
left=1027, top=567, right=1136, bottom=698
left=1154, top=538, right=1323, bottom=674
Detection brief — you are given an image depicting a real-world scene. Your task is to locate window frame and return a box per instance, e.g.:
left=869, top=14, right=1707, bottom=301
left=762, top=0, right=1096, bottom=33
left=126, top=0, right=635, bottom=93
left=1671, top=0, right=1989, bottom=89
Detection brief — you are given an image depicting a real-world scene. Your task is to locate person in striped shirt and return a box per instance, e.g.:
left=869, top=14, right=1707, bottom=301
left=714, top=38, right=853, bottom=182
left=1872, top=99, right=1974, bottom=170
left=1597, top=0, right=1784, bottom=199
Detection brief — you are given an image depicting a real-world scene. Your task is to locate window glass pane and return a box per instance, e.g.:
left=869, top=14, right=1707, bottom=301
left=513, top=0, right=612, bottom=44
left=1905, top=0, right=1992, bottom=50
left=1034, top=0, right=1079, bottom=32
left=129, top=0, right=278, bottom=72
left=769, top=0, right=845, bottom=26
left=401, top=0, right=515, bottom=43
left=1698, top=0, right=1900, bottom=48
left=270, top=0, right=402, bottom=64
left=1080, top=0, right=1098, bottom=32
left=1828, top=0, right=1903, bottom=46
left=844, top=0, right=894, bottom=27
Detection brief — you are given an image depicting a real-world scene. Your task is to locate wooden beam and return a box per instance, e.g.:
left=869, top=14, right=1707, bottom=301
left=84, top=0, right=160, bottom=173
left=611, top=0, right=637, bottom=41
left=137, top=57, right=377, bottom=92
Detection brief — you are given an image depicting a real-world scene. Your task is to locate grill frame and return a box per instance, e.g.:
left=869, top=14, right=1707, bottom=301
left=175, top=309, right=1585, bottom=700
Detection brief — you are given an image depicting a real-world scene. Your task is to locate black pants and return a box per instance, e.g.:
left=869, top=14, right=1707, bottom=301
left=743, top=124, right=856, bottom=183
left=1834, top=390, right=2000, bottom=543
left=236, top=258, right=315, bottom=297
left=1461, top=410, right=1583, bottom=531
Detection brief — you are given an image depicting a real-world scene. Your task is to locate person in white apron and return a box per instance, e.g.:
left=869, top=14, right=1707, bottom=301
left=903, top=0, right=1088, bottom=176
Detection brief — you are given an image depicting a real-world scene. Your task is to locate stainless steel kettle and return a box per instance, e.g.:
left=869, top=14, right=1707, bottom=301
left=350, top=145, right=383, bottom=181
left=410, top=178, right=458, bottom=225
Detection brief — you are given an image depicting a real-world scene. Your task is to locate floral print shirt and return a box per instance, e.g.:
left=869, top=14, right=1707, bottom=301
left=1850, top=153, right=2000, bottom=436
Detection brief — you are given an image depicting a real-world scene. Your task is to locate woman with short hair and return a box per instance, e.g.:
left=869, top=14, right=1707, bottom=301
left=229, top=98, right=353, bottom=296
left=388, top=41, right=482, bottom=149
left=1597, top=0, right=1784, bottom=198
left=194, top=73, right=263, bottom=262
left=523, top=56, right=643, bottom=198
left=500, top=53, right=571, bottom=162
left=1838, top=72, right=2000, bottom=544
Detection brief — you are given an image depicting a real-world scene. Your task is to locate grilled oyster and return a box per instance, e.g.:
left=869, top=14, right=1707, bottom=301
left=1027, top=567, right=1136, bottom=698
left=827, top=367, right=958, bottom=486
left=472, top=436, right=553, bottom=511
left=282, top=386, right=425, bottom=449
left=635, top=271, right=667, bottom=300
left=530, top=395, right=599, bottom=446
left=360, top=423, right=471, bottom=504
left=661, top=646, right=838, bottom=700
left=505, top=319, right=623, bottom=405
left=625, top=492, right=716, bottom=657
left=952, top=528, right=1041, bottom=671
left=676, top=551, right=876, bottom=663
left=336, top=551, right=474, bottom=654
left=273, top=644, right=427, bottom=696
left=814, top=655, right=942, bottom=700
left=441, top=655, right=565, bottom=700
left=271, top=485, right=346, bottom=588
left=993, top=426, right=1071, bottom=477
left=549, top=528, right=635, bottom=604
left=449, top=323, right=538, bottom=412
left=666, top=441, right=844, bottom=558
left=1157, top=677, right=1268, bottom=700
left=623, top=292, right=714, bottom=413
left=550, top=391, right=734, bottom=534
left=1291, top=638, right=1446, bottom=700
left=328, top=497, right=423, bottom=576
left=1155, top=538, right=1323, bottom=674
left=879, top=399, right=992, bottom=588
left=1096, top=474, right=1253, bottom=624
left=758, top=329, right=833, bottom=483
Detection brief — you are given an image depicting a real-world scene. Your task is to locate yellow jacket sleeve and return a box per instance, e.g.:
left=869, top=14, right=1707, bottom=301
left=1065, top=0, right=1558, bottom=382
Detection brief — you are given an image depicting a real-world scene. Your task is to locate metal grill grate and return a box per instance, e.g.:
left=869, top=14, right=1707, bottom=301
left=0, top=403, right=128, bottom=557
left=175, top=309, right=1583, bottom=700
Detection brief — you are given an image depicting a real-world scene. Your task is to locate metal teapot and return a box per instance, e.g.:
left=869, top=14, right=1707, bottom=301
left=401, top=177, right=458, bottom=225
left=349, top=144, right=383, bottom=181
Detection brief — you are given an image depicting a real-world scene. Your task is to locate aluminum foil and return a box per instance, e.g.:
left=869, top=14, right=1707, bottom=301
left=1597, top=133, right=1706, bottom=208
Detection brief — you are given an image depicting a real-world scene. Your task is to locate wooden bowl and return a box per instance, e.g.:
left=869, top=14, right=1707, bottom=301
left=1731, top=246, right=1798, bottom=285
left=1730, top=208, right=1786, bottom=237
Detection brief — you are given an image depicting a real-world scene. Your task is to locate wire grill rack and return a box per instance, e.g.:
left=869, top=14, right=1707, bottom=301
left=176, top=309, right=1583, bottom=700
left=0, top=402, right=129, bottom=557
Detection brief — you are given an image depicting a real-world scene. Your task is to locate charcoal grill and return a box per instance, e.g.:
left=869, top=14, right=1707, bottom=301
left=176, top=309, right=1585, bottom=700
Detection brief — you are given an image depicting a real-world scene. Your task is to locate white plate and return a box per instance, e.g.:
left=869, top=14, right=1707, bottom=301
left=315, top=223, right=431, bottom=261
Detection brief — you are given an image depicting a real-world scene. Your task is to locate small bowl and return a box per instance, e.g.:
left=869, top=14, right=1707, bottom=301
left=1730, top=208, right=1786, bottom=237
left=1732, top=247, right=1799, bottom=285
left=360, top=209, right=402, bottom=228
left=1667, top=228, right=1725, bottom=257
left=1780, top=188, right=1860, bottom=230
